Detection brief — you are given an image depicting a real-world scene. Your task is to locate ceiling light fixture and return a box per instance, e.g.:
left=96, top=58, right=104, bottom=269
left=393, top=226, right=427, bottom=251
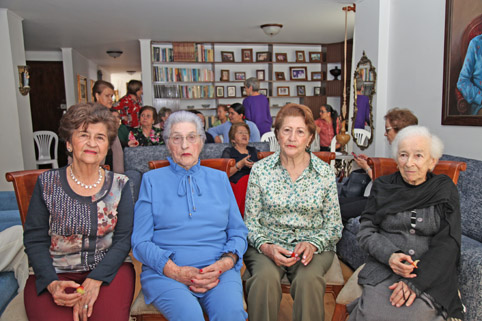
left=106, top=50, right=123, bottom=58
left=260, top=24, right=283, bottom=36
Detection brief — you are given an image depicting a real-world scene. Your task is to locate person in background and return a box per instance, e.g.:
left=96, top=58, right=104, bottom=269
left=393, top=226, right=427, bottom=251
left=244, top=103, right=342, bottom=321
left=243, top=77, right=273, bottom=135
left=189, top=110, right=215, bottom=143
left=23, top=103, right=135, bottom=321
left=128, top=106, right=164, bottom=147
left=131, top=111, right=248, bottom=320
left=155, top=107, right=172, bottom=130
left=113, top=80, right=143, bottom=127
left=207, top=103, right=260, bottom=143
left=213, top=105, right=229, bottom=127
left=315, top=104, right=340, bottom=151
left=92, top=80, right=115, bottom=109
left=354, top=79, right=371, bottom=129
left=348, top=126, right=464, bottom=320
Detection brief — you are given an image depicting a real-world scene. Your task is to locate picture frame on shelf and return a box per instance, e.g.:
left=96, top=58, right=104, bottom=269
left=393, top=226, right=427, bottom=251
left=275, top=72, right=286, bottom=81
left=296, top=85, right=306, bottom=96
left=256, top=51, right=271, bottom=62
left=256, top=70, right=265, bottom=81
left=227, top=86, right=236, bottom=97
left=220, top=70, right=230, bottom=81
left=314, top=87, right=321, bottom=96
left=241, top=86, right=247, bottom=97
left=259, top=88, right=268, bottom=96
left=234, top=72, right=246, bottom=81
left=295, top=51, right=305, bottom=62
left=221, top=51, right=235, bottom=62
left=277, top=86, right=290, bottom=97
left=311, top=71, right=323, bottom=80
left=77, top=75, right=87, bottom=103
left=275, top=53, right=288, bottom=62
left=290, top=66, right=307, bottom=80
left=216, top=86, right=224, bottom=98
left=241, top=49, right=253, bottom=62
left=309, top=51, right=322, bottom=62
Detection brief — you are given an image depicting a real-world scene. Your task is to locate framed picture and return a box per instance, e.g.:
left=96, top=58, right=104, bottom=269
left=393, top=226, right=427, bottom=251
left=234, top=72, right=246, bottom=81
left=90, top=80, right=95, bottom=101
left=220, top=70, right=230, bottom=81
left=314, top=87, right=321, bottom=96
left=256, top=70, right=265, bottom=81
left=275, top=53, right=288, bottom=62
left=442, top=0, right=482, bottom=125
left=77, top=75, right=87, bottom=103
left=221, top=51, right=235, bottom=62
left=259, top=88, right=268, bottom=96
left=241, top=48, right=253, bottom=62
left=241, top=86, right=247, bottom=97
left=227, top=86, right=236, bottom=97
left=277, top=86, right=290, bottom=97
left=296, top=85, right=306, bottom=96
left=309, top=51, right=322, bottom=62
left=290, top=66, right=308, bottom=80
left=275, top=72, right=286, bottom=81
left=216, top=86, right=224, bottom=98
left=311, top=71, right=323, bottom=80
left=256, top=51, right=271, bottom=62
left=296, top=51, right=305, bottom=62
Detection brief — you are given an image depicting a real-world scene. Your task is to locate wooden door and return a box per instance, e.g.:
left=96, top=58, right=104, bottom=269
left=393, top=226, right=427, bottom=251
left=27, top=61, right=68, bottom=166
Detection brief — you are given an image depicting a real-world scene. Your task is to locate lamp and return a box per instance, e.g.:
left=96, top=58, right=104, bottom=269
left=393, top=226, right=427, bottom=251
left=18, top=65, right=30, bottom=96
left=260, top=24, right=283, bottom=36
left=106, top=50, right=123, bottom=58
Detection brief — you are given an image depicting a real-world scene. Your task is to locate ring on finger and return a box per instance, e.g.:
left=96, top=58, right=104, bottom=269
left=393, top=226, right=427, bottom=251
left=84, top=304, right=88, bottom=309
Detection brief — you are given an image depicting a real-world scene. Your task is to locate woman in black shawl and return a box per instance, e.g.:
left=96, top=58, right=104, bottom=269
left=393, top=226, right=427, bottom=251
left=348, top=126, right=464, bottom=321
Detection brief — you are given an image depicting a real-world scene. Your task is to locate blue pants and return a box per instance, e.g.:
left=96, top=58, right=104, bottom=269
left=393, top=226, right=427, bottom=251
left=151, top=270, right=247, bottom=321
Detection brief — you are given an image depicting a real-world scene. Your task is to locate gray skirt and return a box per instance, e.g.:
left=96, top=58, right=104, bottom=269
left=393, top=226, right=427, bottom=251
left=347, top=275, right=445, bottom=321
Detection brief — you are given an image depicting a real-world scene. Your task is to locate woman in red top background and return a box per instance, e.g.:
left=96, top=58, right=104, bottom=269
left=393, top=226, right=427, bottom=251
left=314, top=104, right=340, bottom=151
left=113, top=80, right=143, bottom=127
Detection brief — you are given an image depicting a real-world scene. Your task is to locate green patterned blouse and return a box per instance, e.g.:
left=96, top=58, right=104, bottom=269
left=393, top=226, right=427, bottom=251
left=245, top=152, right=343, bottom=253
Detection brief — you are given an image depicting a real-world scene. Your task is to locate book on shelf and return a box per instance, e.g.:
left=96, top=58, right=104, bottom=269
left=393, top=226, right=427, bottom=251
left=153, top=67, right=214, bottom=82
left=154, top=84, right=215, bottom=99
left=152, top=47, right=174, bottom=62
left=171, top=42, right=213, bottom=62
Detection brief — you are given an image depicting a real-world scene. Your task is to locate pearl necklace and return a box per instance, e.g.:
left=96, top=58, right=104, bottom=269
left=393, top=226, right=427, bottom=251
left=69, top=165, right=103, bottom=189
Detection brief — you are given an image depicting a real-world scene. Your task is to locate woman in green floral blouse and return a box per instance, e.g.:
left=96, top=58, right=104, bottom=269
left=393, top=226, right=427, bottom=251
left=243, top=103, right=343, bottom=321
left=127, top=106, right=164, bottom=147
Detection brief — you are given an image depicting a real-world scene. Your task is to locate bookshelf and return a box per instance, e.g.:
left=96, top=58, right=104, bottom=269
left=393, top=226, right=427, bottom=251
left=148, top=41, right=352, bottom=123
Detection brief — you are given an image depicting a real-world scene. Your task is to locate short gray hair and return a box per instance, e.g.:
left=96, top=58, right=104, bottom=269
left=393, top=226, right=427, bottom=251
left=392, top=125, right=444, bottom=161
left=245, top=77, right=259, bottom=91
left=162, top=110, right=206, bottom=143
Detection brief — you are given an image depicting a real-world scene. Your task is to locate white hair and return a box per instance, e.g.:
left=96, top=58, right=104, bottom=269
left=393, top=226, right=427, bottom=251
left=162, top=110, right=206, bottom=143
left=391, top=125, right=444, bottom=161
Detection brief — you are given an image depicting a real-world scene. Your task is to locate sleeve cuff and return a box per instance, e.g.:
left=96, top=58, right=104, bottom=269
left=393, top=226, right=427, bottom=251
left=156, top=250, right=174, bottom=276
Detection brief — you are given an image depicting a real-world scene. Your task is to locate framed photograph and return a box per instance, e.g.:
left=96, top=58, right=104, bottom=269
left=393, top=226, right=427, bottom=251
left=442, top=0, right=482, bottom=125
left=275, top=72, right=286, bottom=81
left=296, top=85, right=306, bottom=96
left=311, top=71, right=323, bottom=80
left=77, top=75, right=87, bottom=103
left=277, top=86, right=290, bottom=97
left=220, top=70, right=230, bottom=81
left=296, top=51, right=305, bottom=62
left=234, top=72, right=246, bottom=81
left=256, top=51, right=271, bottom=62
left=275, top=53, right=288, bottom=62
left=241, top=86, right=247, bottom=97
left=241, top=48, right=253, bottom=63
left=259, top=88, right=268, bottom=96
left=256, top=70, right=265, bottom=81
left=221, top=51, right=235, bottom=62
left=216, top=86, right=224, bottom=98
left=290, top=66, right=308, bottom=81
left=314, top=87, right=322, bottom=96
left=227, top=86, right=236, bottom=97
left=309, top=51, right=322, bottom=62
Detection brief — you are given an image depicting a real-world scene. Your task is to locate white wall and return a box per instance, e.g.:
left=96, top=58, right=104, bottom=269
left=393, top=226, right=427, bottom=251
left=110, top=71, right=142, bottom=101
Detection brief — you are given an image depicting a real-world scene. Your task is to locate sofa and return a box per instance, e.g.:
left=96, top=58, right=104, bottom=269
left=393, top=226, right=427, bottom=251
left=336, top=154, right=482, bottom=321
left=123, top=142, right=270, bottom=200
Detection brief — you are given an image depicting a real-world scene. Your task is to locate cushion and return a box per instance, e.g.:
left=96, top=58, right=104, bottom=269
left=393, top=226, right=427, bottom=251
left=0, top=272, right=18, bottom=316
left=0, top=210, right=21, bottom=233
left=0, top=291, right=27, bottom=321
left=0, top=192, right=18, bottom=211
left=335, top=264, right=364, bottom=305
left=130, top=291, right=162, bottom=315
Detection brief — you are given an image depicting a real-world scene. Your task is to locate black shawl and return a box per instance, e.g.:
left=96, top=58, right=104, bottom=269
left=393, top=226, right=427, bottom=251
left=361, top=172, right=464, bottom=319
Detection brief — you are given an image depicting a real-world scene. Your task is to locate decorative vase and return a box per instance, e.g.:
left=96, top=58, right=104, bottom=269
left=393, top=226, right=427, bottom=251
left=330, top=66, right=341, bottom=80
left=336, top=121, right=350, bottom=146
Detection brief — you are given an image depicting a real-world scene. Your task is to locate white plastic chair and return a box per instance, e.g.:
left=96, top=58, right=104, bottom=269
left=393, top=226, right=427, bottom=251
left=353, top=128, right=371, bottom=147
left=33, top=131, right=59, bottom=169
left=310, top=132, right=320, bottom=152
left=330, top=136, right=338, bottom=169
left=260, top=130, right=279, bottom=152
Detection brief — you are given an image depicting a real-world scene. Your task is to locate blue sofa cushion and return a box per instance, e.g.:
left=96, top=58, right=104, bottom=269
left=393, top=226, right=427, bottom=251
left=459, top=235, right=482, bottom=321
left=0, top=272, right=18, bottom=316
left=0, top=191, right=18, bottom=211
left=0, top=210, right=22, bottom=233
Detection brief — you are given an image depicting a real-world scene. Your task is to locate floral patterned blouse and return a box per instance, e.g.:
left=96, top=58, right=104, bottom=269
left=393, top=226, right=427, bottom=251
left=113, top=95, right=141, bottom=127
left=244, top=152, right=343, bottom=253
left=129, top=127, right=164, bottom=146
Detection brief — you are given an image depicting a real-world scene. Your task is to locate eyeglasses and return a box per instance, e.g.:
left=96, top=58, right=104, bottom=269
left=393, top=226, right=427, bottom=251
left=169, top=134, right=200, bottom=145
left=280, top=127, right=307, bottom=137
left=385, top=127, right=394, bottom=134
left=236, top=131, right=250, bottom=136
